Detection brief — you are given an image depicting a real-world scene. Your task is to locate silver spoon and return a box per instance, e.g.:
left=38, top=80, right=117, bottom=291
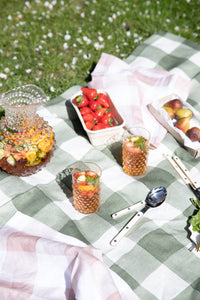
left=110, top=186, right=167, bottom=246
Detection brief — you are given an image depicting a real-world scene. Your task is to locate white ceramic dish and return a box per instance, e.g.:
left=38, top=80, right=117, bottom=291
left=71, top=89, right=125, bottom=146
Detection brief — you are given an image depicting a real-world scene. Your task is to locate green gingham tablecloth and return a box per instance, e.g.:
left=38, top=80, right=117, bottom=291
left=1, top=31, right=200, bottom=299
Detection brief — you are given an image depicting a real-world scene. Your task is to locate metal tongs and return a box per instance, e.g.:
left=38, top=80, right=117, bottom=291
left=164, top=154, right=200, bottom=199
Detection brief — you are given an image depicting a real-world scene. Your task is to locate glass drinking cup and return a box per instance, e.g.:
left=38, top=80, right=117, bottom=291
left=72, top=162, right=102, bottom=214
left=122, top=127, right=150, bottom=176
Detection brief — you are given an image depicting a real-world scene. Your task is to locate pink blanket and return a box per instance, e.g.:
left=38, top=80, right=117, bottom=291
left=0, top=212, right=138, bottom=300
left=88, top=53, right=193, bottom=148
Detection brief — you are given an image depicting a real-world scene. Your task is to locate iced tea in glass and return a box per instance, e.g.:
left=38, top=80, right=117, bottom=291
left=122, top=127, right=150, bottom=176
left=72, top=162, right=101, bottom=214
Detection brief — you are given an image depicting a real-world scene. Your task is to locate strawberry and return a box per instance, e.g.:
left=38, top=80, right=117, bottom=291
left=93, top=122, right=106, bottom=131
left=81, top=87, right=98, bottom=101
left=101, top=113, right=115, bottom=127
left=85, top=121, right=95, bottom=130
left=82, top=113, right=94, bottom=122
left=94, top=107, right=106, bottom=119
left=97, top=93, right=110, bottom=108
left=73, top=95, right=88, bottom=108
left=80, top=106, right=92, bottom=115
left=88, top=99, right=99, bottom=111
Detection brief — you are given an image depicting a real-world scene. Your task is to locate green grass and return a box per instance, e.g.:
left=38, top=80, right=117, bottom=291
left=0, top=0, right=200, bottom=98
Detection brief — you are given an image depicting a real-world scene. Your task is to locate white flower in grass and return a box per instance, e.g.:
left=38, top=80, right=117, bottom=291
left=192, top=33, right=198, bottom=37
left=12, top=56, right=17, bottom=60
left=26, top=69, right=32, bottom=74
left=64, top=33, right=71, bottom=41
left=91, top=10, right=95, bottom=15
left=63, top=42, right=68, bottom=50
left=47, top=32, right=53, bottom=38
left=0, top=83, right=2, bottom=87
left=94, top=42, right=104, bottom=50
left=83, top=53, right=91, bottom=59
left=80, top=12, right=85, bottom=18
left=174, top=26, right=179, bottom=31
left=0, top=73, right=7, bottom=79
left=108, top=17, right=113, bottom=22
left=126, top=31, right=131, bottom=37
left=83, top=36, right=91, bottom=44
left=25, top=1, right=31, bottom=7
left=166, top=18, right=170, bottom=23
left=50, top=86, right=55, bottom=92
left=15, top=64, right=19, bottom=69
left=107, top=35, right=112, bottom=40
left=72, top=57, right=78, bottom=65
left=4, top=68, right=10, bottom=73
left=98, top=36, right=104, bottom=42
left=64, top=63, right=69, bottom=69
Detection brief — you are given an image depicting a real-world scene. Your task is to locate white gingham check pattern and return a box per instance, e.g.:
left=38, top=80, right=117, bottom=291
left=0, top=31, right=200, bottom=299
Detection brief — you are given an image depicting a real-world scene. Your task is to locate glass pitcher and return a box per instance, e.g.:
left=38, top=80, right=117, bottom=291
left=0, top=84, right=56, bottom=176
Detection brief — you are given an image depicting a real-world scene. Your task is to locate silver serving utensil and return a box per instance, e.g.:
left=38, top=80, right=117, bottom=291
left=110, top=186, right=167, bottom=246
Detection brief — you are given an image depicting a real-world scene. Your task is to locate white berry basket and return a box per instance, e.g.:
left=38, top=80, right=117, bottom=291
left=70, top=89, right=125, bottom=146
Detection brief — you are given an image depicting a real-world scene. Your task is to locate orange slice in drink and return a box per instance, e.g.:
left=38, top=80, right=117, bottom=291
left=78, top=185, right=95, bottom=192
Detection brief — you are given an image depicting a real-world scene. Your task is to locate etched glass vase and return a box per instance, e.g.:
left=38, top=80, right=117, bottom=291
left=0, top=84, right=56, bottom=176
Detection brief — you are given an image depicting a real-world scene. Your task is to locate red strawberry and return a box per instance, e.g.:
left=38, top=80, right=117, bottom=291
left=82, top=113, right=94, bottom=122
left=80, top=107, right=92, bottom=115
left=94, top=107, right=106, bottom=119
left=93, top=122, right=106, bottom=131
left=85, top=121, right=95, bottom=130
left=81, top=87, right=98, bottom=101
left=97, top=93, right=110, bottom=108
left=73, top=95, right=88, bottom=108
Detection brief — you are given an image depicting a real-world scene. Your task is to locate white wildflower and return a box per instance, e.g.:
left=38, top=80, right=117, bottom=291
left=98, top=36, right=104, bottom=42
left=83, top=36, right=91, bottom=44
left=63, top=43, right=68, bottom=50
left=47, top=32, right=53, bottom=38
left=50, top=86, right=55, bottom=92
left=25, top=69, right=32, bottom=73
left=0, top=73, right=7, bottom=79
left=64, top=33, right=71, bottom=41
left=8, top=15, right=12, bottom=20
left=4, top=68, right=10, bottom=73
left=25, top=1, right=31, bottom=7
left=72, top=57, right=78, bottom=65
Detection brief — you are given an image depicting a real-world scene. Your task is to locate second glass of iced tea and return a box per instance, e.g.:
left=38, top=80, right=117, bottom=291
left=72, top=162, right=102, bottom=214
left=122, top=127, right=150, bottom=176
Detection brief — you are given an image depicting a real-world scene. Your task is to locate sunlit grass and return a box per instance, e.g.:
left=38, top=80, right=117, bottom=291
left=0, top=0, right=200, bottom=98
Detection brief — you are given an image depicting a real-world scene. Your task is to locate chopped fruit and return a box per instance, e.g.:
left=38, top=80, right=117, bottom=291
left=77, top=184, right=95, bottom=192
left=76, top=174, right=86, bottom=182
left=86, top=171, right=98, bottom=178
